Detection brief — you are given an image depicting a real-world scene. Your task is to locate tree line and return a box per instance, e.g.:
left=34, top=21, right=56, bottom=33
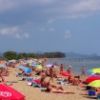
left=1, top=51, right=66, bottom=60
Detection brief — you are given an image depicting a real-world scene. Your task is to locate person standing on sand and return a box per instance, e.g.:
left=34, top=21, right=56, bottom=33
left=59, top=64, right=64, bottom=74
left=0, top=68, right=5, bottom=82
left=49, top=65, right=57, bottom=82
left=66, top=65, right=73, bottom=75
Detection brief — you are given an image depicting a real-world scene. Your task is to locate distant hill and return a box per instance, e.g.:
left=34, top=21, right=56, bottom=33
left=66, top=52, right=88, bottom=58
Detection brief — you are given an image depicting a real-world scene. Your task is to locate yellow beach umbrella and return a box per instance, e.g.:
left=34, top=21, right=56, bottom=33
left=88, top=68, right=100, bottom=74
left=93, top=68, right=100, bottom=73
left=88, top=80, right=100, bottom=88
left=36, top=65, right=43, bottom=70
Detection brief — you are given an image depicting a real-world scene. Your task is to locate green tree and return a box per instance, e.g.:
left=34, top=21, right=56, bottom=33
left=27, top=53, right=36, bottom=58
left=3, top=51, right=17, bottom=60
left=17, top=53, right=28, bottom=59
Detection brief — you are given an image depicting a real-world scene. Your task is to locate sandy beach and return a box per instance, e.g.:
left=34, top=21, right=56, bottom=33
left=0, top=0, right=100, bottom=99
left=3, top=67, right=92, bottom=100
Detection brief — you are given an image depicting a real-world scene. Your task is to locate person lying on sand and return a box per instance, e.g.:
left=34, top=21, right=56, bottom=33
left=67, top=75, right=81, bottom=86
left=44, top=82, right=75, bottom=94
left=40, top=75, right=75, bottom=94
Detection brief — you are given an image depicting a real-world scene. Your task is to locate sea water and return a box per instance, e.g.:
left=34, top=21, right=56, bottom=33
left=48, top=58, right=100, bottom=75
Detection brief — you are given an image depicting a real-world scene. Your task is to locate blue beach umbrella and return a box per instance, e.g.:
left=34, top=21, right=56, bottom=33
left=17, top=65, right=32, bottom=74
left=24, top=67, right=32, bottom=74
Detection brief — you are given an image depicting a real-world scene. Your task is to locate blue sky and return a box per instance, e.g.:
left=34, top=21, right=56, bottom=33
left=0, top=0, right=100, bottom=55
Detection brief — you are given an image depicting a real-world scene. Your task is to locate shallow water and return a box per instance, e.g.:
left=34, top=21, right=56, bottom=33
left=47, top=58, right=100, bottom=74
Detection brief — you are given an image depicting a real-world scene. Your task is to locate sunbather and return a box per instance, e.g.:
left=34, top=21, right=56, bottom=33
left=40, top=76, right=74, bottom=94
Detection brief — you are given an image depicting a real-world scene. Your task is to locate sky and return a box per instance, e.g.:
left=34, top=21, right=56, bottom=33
left=0, top=0, right=100, bottom=55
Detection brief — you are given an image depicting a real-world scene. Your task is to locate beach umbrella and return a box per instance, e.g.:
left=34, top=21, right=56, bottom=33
left=60, top=71, right=71, bottom=77
left=36, top=65, right=43, bottom=70
left=17, top=65, right=26, bottom=70
left=26, top=60, right=35, bottom=66
left=0, top=64, right=6, bottom=68
left=31, top=62, right=37, bottom=67
left=9, top=60, right=16, bottom=63
left=0, top=84, right=25, bottom=100
left=46, top=64, right=53, bottom=68
left=26, top=60, right=33, bottom=64
left=17, top=65, right=32, bottom=74
left=88, top=80, right=100, bottom=88
left=85, top=74, right=100, bottom=83
left=88, top=68, right=100, bottom=74
left=24, top=67, right=32, bottom=74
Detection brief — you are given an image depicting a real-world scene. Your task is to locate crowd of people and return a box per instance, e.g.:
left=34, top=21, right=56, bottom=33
left=0, top=58, right=100, bottom=99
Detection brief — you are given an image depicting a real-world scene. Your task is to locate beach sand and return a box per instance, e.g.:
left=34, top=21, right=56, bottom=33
left=4, top=68, right=92, bottom=100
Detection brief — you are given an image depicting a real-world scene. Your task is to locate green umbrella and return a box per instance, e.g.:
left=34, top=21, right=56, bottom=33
left=88, top=80, right=100, bottom=88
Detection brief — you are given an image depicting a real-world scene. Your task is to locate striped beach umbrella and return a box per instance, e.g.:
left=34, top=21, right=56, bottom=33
left=85, top=74, right=100, bottom=83
left=88, top=80, right=100, bottom=88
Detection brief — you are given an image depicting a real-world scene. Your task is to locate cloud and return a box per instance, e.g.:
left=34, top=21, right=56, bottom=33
left=0, top=26, right=30, bottom=39
left=47, top=19, right=55, bottom=24
left=45, top=0, right=100, bottom=19
left=0, top=0, right=19, bottom=12
left=40, top=27, right=46, bottom=32
left=0, top=0, right=100, bottom=22
left=67, top=0, right=100, bottom=17
left=40, top=27, right=55, bottom=32
left=46, top=0, right=100, bottom=19
left=64, top=30, right=72, bottom=39
left=15, top=33, right=29, bottom=39
left=0, top=0, right=55, bottom=13
left=49, top=28, right=55, bottom=32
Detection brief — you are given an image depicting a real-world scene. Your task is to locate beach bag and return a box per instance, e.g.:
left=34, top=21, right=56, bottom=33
left=88, top=90, right=96, bottom=96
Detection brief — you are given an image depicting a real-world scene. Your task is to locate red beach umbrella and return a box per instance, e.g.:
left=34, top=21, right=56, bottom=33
left=60, top=71, right=71, bottom=77
left=85, top=74, right=100, bottom=84
left=0, top=84, right=25, bottom=100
